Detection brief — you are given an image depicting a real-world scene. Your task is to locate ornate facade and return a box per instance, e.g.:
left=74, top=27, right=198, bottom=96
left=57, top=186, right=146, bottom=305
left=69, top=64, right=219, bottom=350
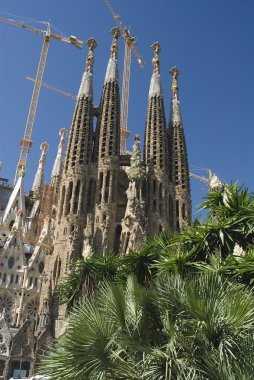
left=0, top=28, right=191, bottom=378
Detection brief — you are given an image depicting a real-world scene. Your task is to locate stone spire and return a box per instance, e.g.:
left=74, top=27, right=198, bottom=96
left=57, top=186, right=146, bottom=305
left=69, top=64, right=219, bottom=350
left=148, top=42, right=163, bottom=98
left=31, top=142, right=49, bottom=197
left=46, top=38, right=97, bottom=296
left=170, top=66, right=182, bottom=123
left=93, top=28, right=121, bottom=254
left=50, top=128, right=67, bottom=193
left=78, top=38, right=97, bottom=99
left=144, top=43, right=169, bottom=234
left=97, top=27, right=121, bottom=160
left=168, top=67, right=191, bottom=230
left=3, top=173, right=26, bottom=228
left=64, top=38, right=97, bottom=173
left=104, top=27, right=120, bottom=84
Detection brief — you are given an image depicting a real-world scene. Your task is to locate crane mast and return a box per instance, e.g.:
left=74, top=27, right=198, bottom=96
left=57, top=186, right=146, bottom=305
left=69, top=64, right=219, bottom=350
left=104, top=0, right=144, bottom=154
left=17, top=23, right=50, bottom=184
left=120, top=38, right=131, bottom=154
left=0, top=16, right=83, bottom=183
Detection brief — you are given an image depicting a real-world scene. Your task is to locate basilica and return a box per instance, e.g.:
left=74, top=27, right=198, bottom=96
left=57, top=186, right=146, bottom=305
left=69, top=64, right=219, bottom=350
left=0, top=27, right=190, bottom=378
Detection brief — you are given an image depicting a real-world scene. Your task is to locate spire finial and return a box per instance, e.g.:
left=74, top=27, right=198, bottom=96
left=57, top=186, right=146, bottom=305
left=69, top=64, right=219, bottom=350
left=110, top=27, right=120, bottom=59
left=151, top=42, right=161, bottom=73
left=40, top=142, right=49, bottom=164
left=51, top=129, right=67, bottom=181
left=32, top=142, right=49, bottom=195
left=59, top=128, right=67, bottom=146
left=86, top=38, right=97, bottom=73
left=170, top=66, right=180, bottom=98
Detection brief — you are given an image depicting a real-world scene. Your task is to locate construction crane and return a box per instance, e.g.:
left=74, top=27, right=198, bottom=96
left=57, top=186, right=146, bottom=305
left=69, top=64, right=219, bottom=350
left=104, top=0, right=144, bottom=154
left=25, top=76, right=77, bottom=100
left=189, top=169, right=222, bottom=192
left=189, top=169, right=212, bottom=185
left=0, top=17, right=83, bottom=183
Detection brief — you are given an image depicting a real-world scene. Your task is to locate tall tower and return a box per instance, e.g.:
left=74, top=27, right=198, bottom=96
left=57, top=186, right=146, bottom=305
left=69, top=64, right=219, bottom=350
left=144, top=43, right=170, bottom=234
left=31, top=142, right=49, bottom=199
left=55, top=37, right=97, bottom=263
left=50, top=128, right=67, bottom=203
left=39, top=39, right=97, bottom=338
left=93, top=28, right=121, bottom=254
left=168, top=67, right=191, bottom=230
left=34, top=129, right=68, bottom=235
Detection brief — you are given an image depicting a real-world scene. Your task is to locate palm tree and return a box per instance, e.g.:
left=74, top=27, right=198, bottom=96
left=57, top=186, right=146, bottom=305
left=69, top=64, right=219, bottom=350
left=41, top=273, right=254, bottom=379
left=57, top=255, right=120, bottom=311
left=120, top=236, right=161, bottom=286
left=154, top=184, right=254, bottom=275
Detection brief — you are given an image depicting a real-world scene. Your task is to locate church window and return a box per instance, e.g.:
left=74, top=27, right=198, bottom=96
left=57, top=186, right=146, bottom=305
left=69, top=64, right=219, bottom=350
left=142, top=181, right=146, bottom=198
left=2, top=274, right=6, bottom=283
left=34, top=278, right=38, bottom=287
left=65, top=182, right=73, bottom=216
left=73, top=180, right=81, bottom=214
left=99, top=172, right=103, bottom=190
left=8, top=257, right=15, bottom=269
left=27, top=299, right=39, bottom=320
left=87, top=179, right=93, bottom=208
left=114, top=225, right=122, bottom=254
left=176, top=200, right=179, bottom=217
left=106, top=171, right=110, bottom=187
left=0, top=359, right=5, bottom=375
left=169, top=196, right=174, bottom=228
left=29, top=277, right=33, bottom=287
left=10, top=274, right=14, bottom=284
left=153, top=180, right=156, bottom=195
left=38, top=261, right=44, bottom=273
left=182, top=203, right=186, bottom=219
left=59, top=185, right=65, bottom=220
left=15, top=275, right=19, bottom=284
left=0, top=295, right=12, bottom=313
left=159, top=183, right=163, bottom=199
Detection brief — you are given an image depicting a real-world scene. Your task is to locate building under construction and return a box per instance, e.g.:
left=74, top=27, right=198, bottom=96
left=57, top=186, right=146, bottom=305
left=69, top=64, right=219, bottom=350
left=0, top=26, right=191, bottom=378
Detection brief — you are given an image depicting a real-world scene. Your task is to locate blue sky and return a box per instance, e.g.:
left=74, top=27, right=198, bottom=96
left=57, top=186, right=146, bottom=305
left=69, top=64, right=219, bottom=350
left=0, top=0, right=253, bottom=217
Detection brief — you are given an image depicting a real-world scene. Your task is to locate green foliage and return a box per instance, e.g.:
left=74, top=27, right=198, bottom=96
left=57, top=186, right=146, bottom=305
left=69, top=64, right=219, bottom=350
left=57, top=255, right=119, bottom=310
left=42, top=274, right=254, bottom=379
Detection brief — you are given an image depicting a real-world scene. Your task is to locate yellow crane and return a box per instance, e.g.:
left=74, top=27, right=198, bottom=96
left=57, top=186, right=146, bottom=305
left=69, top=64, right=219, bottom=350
left=25, top=76, right=77, bottom=100
left=0, top=17, right=83, bottom=183
left=104, top=0, right=144, bottom=154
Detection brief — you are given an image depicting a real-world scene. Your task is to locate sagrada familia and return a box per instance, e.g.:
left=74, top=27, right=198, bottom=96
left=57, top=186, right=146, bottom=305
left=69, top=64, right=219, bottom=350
left=0, top=27, right=190, bottom=378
